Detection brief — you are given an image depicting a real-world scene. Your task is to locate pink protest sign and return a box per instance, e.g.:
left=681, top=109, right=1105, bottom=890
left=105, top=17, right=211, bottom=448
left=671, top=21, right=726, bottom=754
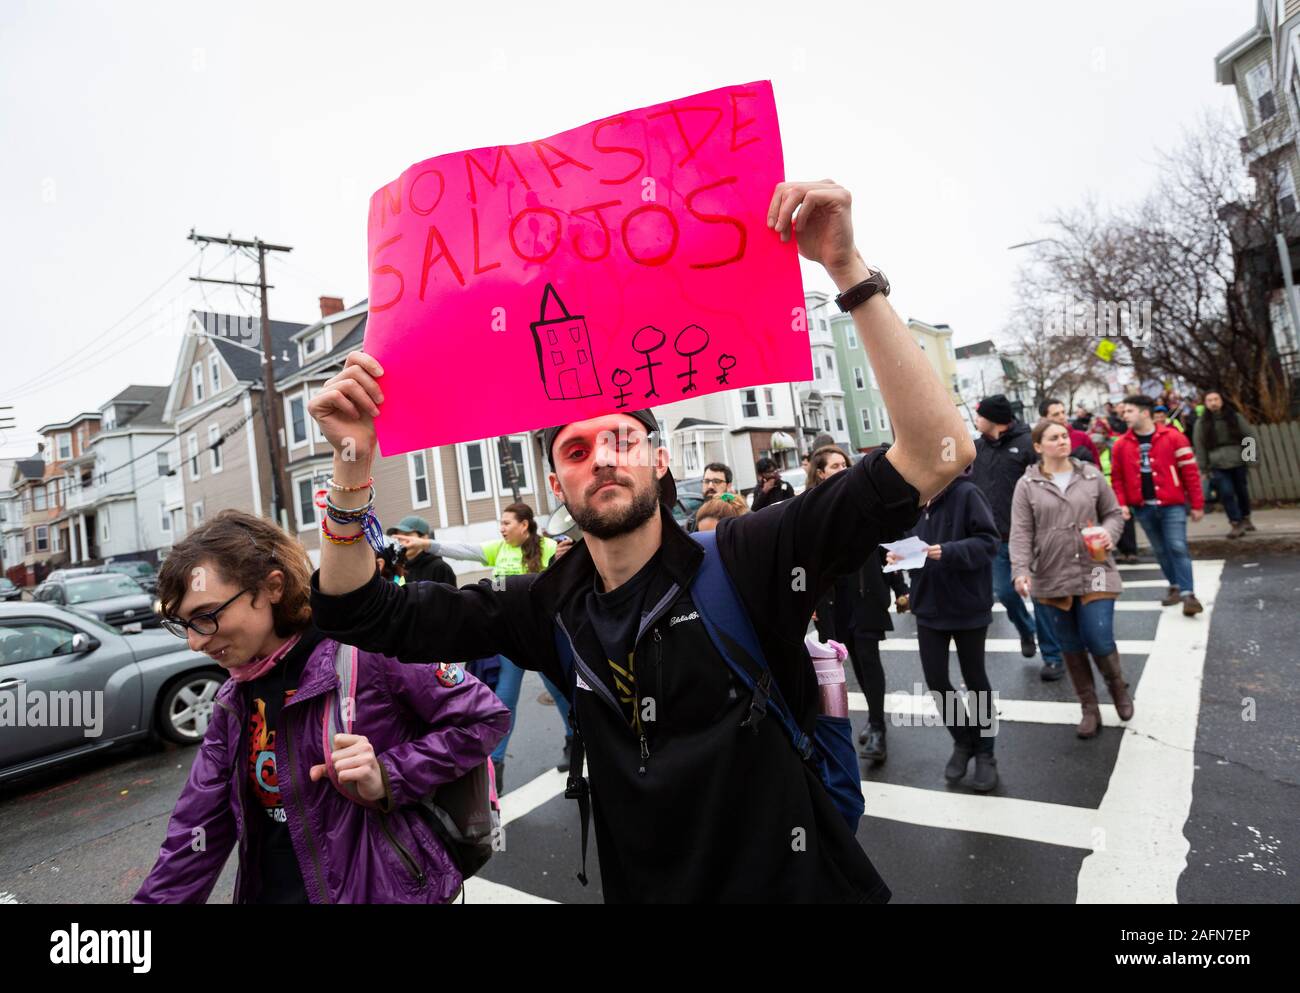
left=364, top=80, right=808, bottom=455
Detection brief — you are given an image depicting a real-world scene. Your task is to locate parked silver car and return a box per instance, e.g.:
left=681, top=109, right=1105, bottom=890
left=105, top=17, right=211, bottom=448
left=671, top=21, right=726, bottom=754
left=0, top=602, right=227, bottom=784
left=33, top=572, right=160, bottom=629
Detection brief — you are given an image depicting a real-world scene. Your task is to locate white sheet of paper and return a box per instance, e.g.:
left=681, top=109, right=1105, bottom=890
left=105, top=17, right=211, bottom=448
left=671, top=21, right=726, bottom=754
left=880, top=535, right=929, bottom=573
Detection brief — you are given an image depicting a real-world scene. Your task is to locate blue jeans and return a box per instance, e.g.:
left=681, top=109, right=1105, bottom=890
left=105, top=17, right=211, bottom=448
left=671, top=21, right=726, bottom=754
left=1132, top=504, right=1195, bottom=595
left=1212, top=466, right=1252, bottom=523
left=489, top=655, right=572, bottom=764
left=993, top=541, right=1061, bottom=662
left=1037, top=598, right=1117, bottom=657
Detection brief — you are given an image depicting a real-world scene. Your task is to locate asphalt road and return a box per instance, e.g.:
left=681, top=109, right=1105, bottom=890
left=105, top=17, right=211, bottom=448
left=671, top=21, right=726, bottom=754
left=1, top=552, right=1295, bottom=904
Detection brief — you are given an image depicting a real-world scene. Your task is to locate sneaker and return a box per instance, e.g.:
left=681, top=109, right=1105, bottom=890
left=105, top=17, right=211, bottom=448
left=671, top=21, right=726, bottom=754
left=860, top=727, right=887, bottom=765
left=1182, top=594, right=1204, bottom=617
left=1040, top=659, right=1065, bottom=682
left=943, top=743, right=975, bottom=783
left=1227, top=522, right=1246, bottom=539
left=1161, top=586, right=1182, bottom=606
left=1020, top=634, right=1037, bottom=658
left=1243, top=516, right=1257, bottom=532
left=969, top=752, right=999, bottom=792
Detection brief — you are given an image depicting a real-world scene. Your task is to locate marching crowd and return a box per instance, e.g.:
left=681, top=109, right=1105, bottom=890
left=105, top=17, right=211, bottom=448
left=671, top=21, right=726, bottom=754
left=125, top=174, right=1255, bottom=905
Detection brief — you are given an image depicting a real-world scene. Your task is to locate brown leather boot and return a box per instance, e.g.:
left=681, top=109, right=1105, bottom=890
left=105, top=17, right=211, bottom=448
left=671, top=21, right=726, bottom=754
left=1062, top=651, right=1101, bottom=738
left=1093, top=650, right=1134, bottom=721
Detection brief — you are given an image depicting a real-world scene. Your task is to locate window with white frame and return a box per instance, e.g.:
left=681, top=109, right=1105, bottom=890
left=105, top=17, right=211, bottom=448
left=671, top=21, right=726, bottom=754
left=56, top=432, right=72, bottom=460
left=1277, top=163, right=1297, bottom=215
left=684, top=444, right=700, bottom=473
left=160, top=503, right=172, bottom=533
left=846, top=325, right=858, bottom=349
left=823, top=354, right=835, bottom=377
left=187, top=434, right=200, bottom=480
left=208, top=424, right=223, bottom=472
left=860, top=408, right=873, bottom=432
left=310, top=387, right=327, bottom=443
left=294, top=476, right=321, bottom=532
left=24, top=530, right=33, bottom=554
left=36, top=525, right=49, bottom=552
left=192, top=362, right=205, bottom=404
left=853, top=367, right=865, bottom=390
left=1246, top=61, right=1276, bottom=124
left=878, top=406, right=890, bottom=433
left=835, top=403, right=846, bottom=433
left=496, top=436, right=532, bottom=494
left=303, top=331, right=324, bottom=359
left=34, top=486, right=46, bottom=511
left=287, top=395, right=308, bottom=446
left=209, top=355, right=221, bottom=395
left=763, top=388, right=776, bottom=417
left=408, top=452, right=431, bottom=508
left=192, top=501, right=205, bottom=526
left=461, top=442, right=489, bottom=498
left=741, top=389, right=759, bottom=418
left=157, top=451, right=170, bottom=477
left=52, top=527, right=61, bottom=553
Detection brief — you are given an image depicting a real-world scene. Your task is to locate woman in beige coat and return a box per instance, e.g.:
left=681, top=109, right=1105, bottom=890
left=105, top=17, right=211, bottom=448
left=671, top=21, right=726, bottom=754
left=1010, top=420, right=1131, bottom=737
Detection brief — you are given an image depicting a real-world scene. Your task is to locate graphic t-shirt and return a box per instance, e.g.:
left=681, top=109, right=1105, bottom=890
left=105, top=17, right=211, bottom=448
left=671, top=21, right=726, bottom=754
left=244, top=627, right=324, bottom=904
left=1135, top=431, right=1158, bottom=505
left=584, top=550, right=664, bottom=730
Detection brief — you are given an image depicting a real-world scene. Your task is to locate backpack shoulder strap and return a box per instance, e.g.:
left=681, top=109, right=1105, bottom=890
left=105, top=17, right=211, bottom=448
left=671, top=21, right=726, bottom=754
left=551, top=624, right=591, bottom=887
left=323, top=642, right=365, bottom=803
left=689, top=530, right=813, bottom=761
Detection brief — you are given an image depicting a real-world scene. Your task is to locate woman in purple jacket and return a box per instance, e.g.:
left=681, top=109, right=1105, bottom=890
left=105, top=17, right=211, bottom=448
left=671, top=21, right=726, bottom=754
left=134, top=510, right=509, bottom=904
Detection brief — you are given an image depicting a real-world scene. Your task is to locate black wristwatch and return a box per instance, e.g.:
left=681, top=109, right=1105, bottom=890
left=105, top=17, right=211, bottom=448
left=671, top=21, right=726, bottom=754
left=835, top=268, right=890, bottom=313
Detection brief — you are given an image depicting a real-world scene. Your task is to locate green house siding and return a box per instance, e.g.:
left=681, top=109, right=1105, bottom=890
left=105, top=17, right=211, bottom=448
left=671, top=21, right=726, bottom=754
left=831, top=314, right=891, bottom=451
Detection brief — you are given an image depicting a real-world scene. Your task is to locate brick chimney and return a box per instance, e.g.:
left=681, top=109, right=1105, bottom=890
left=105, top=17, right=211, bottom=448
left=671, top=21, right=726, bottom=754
left=319, top=296, right=344, bottom=318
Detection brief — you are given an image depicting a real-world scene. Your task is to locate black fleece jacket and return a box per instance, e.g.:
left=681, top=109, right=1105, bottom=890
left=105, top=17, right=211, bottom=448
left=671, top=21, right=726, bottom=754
left=311, top=450, right=920, bottom=903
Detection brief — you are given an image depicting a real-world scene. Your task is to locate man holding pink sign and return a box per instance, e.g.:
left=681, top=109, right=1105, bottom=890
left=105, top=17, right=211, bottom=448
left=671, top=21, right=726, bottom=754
left=308, top=83, right=975, bottom=902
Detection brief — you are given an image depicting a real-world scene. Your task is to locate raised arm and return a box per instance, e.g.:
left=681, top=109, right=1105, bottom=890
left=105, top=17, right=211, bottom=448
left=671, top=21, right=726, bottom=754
left=768, top=180, right=975, bottom=502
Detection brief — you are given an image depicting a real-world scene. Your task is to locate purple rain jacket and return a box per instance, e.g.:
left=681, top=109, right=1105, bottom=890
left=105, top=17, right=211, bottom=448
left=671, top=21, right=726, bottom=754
left=133, top=637, right=509, bottom=904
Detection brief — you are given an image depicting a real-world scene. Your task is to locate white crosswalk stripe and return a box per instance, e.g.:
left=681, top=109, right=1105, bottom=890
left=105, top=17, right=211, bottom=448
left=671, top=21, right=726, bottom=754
left=478, top=561, right=1224, bottom=903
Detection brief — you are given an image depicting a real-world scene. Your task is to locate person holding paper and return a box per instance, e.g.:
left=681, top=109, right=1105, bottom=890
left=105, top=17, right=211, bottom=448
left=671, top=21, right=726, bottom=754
left=307, top=179, right=976, bottom=902
left=887, top=466, right=1000, bottom=792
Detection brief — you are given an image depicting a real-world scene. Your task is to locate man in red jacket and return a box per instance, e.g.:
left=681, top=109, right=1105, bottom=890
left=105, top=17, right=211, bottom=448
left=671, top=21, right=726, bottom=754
left=1110, top=395, right=1204, bottom=617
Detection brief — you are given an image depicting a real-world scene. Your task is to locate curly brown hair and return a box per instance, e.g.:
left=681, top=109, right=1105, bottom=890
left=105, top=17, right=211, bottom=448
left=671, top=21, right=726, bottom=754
left=156, top=509, right=312, bottom=636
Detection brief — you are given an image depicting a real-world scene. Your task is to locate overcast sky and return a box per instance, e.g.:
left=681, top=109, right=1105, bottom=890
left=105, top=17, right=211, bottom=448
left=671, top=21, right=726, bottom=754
left=0, top=0, right=1246, bottom=457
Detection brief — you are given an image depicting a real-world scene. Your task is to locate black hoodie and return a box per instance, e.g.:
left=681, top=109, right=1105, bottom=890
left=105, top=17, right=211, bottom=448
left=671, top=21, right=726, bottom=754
left=971, top=420, right=1036, bottom=540
left=905, top=476, right=999, bottom=631
left=311, top=450, right=920, bottom=903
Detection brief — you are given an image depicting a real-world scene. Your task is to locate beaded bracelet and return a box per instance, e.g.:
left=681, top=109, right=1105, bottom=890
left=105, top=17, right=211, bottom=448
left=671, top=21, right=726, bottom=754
left=321, top=518, right=365, bottom=545
left=327, top=475, right=374, bottom=493
left=324, top=492, right=374, bottom=523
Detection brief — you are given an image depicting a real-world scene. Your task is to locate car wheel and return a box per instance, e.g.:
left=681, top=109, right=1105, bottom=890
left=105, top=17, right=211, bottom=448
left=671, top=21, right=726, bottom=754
left=156, top=670, right=226, bottom=745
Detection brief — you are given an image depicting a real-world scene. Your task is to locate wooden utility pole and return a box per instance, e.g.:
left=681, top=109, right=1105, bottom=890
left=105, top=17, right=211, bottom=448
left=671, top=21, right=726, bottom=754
left=188, top=230, right=294, bottom=529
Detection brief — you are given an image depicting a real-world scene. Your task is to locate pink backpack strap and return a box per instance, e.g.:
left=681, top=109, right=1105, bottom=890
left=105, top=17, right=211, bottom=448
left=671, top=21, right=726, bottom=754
left=323, top=643, right=371, bottom=805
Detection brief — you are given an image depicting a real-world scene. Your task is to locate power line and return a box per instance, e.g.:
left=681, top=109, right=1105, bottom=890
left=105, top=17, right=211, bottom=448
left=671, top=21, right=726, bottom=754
left=0, top=251, right=202, bottom=397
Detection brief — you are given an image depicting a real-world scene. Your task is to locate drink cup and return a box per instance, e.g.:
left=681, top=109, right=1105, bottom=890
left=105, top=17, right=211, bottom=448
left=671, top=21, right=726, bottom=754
left=1082, top=526, right=1109, bottom=563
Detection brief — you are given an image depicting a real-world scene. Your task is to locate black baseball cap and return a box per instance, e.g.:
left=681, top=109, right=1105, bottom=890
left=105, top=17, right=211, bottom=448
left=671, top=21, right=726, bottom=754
left=542, top=409, right=676, bottom=508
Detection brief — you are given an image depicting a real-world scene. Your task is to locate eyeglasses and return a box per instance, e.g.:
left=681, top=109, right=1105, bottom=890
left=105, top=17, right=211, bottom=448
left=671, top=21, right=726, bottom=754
left=161, top=589, right=250, bottom=639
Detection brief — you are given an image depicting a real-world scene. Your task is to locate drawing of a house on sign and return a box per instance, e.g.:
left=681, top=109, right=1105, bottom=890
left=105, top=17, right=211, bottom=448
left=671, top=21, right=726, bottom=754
left=531, top=283, right=602, bottom=401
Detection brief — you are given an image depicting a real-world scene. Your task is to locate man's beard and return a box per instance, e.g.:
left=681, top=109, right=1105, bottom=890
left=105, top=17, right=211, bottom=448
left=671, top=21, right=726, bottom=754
left=569, top=473, right=661, bottom=540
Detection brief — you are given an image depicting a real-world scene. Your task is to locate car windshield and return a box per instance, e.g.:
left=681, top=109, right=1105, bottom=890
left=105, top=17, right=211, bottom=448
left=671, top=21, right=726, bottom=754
left=108, top=562, right=153, bottom=577
left=65, top=575, right=143, bottom=603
